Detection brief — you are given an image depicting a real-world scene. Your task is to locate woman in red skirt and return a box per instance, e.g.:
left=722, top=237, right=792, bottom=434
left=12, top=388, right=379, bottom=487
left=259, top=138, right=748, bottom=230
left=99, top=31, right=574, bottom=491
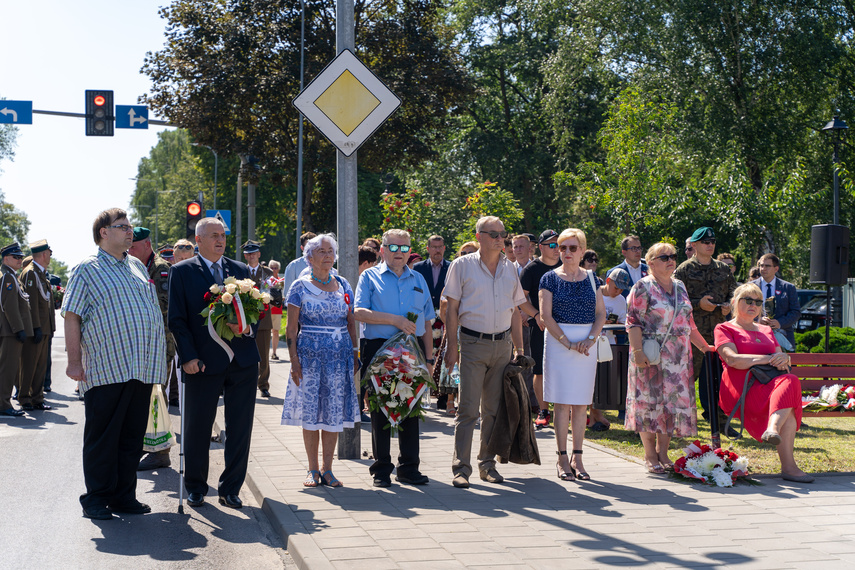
left=714, top=283, right=813, bottom=483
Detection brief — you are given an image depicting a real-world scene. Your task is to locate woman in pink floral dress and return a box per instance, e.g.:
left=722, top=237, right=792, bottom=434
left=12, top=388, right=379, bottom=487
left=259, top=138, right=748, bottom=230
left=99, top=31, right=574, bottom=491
left=625, top=243, right=713, bottom=474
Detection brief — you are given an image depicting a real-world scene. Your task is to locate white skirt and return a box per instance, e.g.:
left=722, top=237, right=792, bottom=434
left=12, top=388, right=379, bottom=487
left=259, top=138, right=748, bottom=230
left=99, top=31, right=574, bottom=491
left=543, top=323, right=597, bottom=405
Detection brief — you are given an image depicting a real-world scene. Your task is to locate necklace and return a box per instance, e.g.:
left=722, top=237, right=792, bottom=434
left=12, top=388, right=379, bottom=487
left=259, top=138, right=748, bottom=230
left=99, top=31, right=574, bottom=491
left=312, top=270, right=332, bottom=285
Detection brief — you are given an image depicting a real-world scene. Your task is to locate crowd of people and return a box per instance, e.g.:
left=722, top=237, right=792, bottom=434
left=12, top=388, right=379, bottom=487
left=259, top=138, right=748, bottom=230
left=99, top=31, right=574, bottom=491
left=0, top=209, right=815, bottom=521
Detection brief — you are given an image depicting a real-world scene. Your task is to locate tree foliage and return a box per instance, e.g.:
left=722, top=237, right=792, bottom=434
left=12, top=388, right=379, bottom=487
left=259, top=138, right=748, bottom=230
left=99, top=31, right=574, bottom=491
left=0, top=191, right=30, bottom=248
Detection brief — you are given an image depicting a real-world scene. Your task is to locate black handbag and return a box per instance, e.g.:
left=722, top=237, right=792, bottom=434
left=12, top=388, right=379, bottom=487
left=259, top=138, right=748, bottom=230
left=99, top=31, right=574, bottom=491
left=724, top=363, right=790, bottom=439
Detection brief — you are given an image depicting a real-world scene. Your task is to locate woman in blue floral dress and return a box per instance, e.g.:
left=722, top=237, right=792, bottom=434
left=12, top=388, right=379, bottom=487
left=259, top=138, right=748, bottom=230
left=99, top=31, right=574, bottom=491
left=282, top=234, right=359, bottom=487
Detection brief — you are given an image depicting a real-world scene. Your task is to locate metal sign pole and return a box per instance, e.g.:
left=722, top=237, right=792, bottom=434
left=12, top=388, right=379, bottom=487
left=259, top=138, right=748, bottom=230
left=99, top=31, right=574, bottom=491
left=336, top=0, right=360, bottom=460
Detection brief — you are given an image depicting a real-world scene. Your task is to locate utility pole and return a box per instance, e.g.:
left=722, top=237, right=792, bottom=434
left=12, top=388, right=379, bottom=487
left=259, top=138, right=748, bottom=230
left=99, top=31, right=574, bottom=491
left=236, top=156, right=246, bottom=254
left=336, top=0, right=360, bottom=460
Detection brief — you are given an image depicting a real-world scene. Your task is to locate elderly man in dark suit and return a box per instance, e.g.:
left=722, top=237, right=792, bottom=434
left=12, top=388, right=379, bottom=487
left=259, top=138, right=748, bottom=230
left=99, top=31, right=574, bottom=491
left=413, top=235, right=450, bottom=407
left=605, top=235, right=649, bottom=299
left=754, top=253, right=800, bottom=349
left=168, top=217, right=260, bottom=509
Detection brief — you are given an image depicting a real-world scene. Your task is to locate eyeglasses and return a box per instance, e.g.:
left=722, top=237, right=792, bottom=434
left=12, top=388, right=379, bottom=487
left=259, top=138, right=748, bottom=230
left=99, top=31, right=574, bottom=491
left=175, top=244, right=194, bottom=250
left=653, top=254, right=678, bottom=262
left=10, top=255, right=23, bottom=260
left=623, top=246, right=642, bottom=252
left=699, top=239, right=716, bottom=245
left=479, top=230, right=509, bottom=239
left=558, top=244, right=580, bottom=253
left=685, top=247, right=694, bottom=252
left=542, top=242, right=558, bottom=249
left=385, top=244, right=411, bottom=253
left=741, top=298, right=763, bottom=307
left=108, top=224, right=133, bottom=232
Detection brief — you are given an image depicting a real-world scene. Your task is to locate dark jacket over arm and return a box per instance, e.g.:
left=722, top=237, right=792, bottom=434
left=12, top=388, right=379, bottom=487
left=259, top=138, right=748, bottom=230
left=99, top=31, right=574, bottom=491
left=486, top=356, right=541, bottom=465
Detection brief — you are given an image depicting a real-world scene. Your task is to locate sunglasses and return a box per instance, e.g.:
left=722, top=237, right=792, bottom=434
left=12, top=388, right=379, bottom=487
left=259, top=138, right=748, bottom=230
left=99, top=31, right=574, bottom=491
left=741, top=298, right=763, bottom=307
left=175, top=244, right=194, bottom=250
left=480, top=230, right=509, bottom=239
left=654, top=254, right=678, bottom=262
left=108, top=224, right=133, bottom=232
left=385, top=244, right=411, bottom=253
left=11, top=255, right=24, bottom=260
left=558, top=244, right=580, bottom=253
left=542, top=242, right=558, bottom=249
left=699, top=239, right=716, bottom=245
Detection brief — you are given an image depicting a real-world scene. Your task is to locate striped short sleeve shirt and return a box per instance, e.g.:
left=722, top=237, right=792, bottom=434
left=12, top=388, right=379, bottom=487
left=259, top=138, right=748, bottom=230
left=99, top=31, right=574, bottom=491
left=62, top=249, right=167, bottom=394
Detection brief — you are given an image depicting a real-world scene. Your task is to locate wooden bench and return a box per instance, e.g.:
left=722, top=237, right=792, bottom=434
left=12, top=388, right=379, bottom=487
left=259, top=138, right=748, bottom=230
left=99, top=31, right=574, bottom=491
left=790, top=353, right=855, bottom=417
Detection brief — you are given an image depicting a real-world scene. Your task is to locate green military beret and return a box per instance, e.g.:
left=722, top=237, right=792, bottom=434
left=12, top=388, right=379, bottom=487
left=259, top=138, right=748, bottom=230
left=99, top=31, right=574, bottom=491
left=689, top=227, right=715, bottom=243
left=133, top=227, right=151, bottom=242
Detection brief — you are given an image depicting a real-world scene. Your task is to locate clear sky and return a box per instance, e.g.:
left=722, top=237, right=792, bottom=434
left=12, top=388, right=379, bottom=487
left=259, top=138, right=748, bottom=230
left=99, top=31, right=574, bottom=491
left=0, top=1, right=173, bottom=270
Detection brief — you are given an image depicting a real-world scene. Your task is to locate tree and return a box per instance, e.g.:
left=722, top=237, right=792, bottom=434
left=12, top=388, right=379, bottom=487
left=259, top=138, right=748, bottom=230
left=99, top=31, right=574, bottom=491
left=141, top=0, right=471, bottom=234
left=0, top=191, right=30, bottom=247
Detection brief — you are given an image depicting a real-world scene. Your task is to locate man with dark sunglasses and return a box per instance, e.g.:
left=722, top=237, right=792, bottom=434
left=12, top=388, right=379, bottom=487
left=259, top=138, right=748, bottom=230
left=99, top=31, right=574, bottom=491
left=675, top=226, right=737, bottom=431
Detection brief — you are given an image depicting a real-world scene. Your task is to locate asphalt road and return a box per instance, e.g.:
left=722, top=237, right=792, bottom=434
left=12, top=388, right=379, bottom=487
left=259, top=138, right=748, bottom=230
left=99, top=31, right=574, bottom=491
left=0, top=322, right=296, bottom=570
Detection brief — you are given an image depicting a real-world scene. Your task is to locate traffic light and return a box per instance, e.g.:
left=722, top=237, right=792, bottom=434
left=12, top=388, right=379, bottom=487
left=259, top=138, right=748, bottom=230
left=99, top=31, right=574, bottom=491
left=186, top=201, right=203, bottom=238
left=85, top=90, right=114, bottom=136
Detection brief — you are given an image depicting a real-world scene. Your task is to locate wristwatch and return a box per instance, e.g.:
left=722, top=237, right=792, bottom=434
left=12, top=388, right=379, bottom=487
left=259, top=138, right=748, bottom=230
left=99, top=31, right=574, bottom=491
left=426, top=358, right=435, bottom=365
left=587, top=335, right=596, bottom=341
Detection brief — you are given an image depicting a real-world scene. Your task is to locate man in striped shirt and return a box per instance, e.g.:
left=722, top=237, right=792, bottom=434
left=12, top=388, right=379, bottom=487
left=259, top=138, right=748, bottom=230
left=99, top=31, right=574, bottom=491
left=63, top=208, right=167, bottom=521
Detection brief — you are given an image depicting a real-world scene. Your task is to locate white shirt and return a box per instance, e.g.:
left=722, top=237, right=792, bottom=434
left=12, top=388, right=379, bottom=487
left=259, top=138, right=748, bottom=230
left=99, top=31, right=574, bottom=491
left=602, top=293, right=627, bottom=344
left=625, top=261, right=643, bottom=284
left=760, top=276, right=777, bottom=298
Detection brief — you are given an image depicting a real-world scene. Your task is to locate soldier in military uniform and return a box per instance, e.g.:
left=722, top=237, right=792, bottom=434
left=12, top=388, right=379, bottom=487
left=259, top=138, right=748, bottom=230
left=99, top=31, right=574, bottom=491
left=128, top=227, right=175, bottom=470
left=1, top=243, right=33, bottom=417
left=674, top=227, right=736, bottom=430
left=18, top=240, right=56, bottom=411
left=243, top=240, right=278, bottom=397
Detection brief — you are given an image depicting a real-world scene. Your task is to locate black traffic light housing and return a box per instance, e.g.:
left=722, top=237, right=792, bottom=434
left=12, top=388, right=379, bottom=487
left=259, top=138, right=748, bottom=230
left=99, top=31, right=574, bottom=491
left=85, top=90, right=114, bottom=136
left=186, top=201, right=203, bottom=238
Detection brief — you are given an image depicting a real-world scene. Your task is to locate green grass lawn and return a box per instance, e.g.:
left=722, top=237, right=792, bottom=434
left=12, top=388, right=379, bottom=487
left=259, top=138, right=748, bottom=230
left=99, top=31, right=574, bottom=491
left=583, top=410, right=855, bottom=475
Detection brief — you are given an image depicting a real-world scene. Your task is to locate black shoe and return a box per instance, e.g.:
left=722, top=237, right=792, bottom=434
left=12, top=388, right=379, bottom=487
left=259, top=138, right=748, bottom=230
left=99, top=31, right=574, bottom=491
left=373, top=477, right=392, bottom=488
left=82, top=505, right=113, bottom=520
left=395, top=473, right=429, bottom=485
left=0, top=408, right=25, bottom=417
left=725, top=425, right=742, bottom=439
left=44, top=387, right=52, bottom=393
left=21, top=403, right=34, bottom=411
left=108, top=500, right=151, bottom=515
left=260, top=389, right=271, bottom=398
left=187, top=492, right=205, bottom=507
left=218, top=495, right=243, bottom=509
left=31, top=402, right=52, bottom=411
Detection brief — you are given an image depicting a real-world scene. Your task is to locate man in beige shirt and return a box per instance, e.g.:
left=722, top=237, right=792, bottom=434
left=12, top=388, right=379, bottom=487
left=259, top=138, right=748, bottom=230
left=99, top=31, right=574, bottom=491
left=444, top=216, right=537, bottom=488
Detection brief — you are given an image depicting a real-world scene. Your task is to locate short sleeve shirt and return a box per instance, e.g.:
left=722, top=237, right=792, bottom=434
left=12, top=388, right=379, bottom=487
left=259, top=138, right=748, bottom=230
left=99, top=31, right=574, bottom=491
left=355, top=262, right=436, bottom=339
left=540, top=270, right=597, bottom=324
left=519, top=258, right=561, bottom=324
left=443, top=251, right=526, bottom=333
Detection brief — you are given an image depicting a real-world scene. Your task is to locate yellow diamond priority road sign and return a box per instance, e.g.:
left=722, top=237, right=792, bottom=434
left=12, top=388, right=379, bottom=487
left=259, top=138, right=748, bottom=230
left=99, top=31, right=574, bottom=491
left=293, top=49, right=401, bottom=157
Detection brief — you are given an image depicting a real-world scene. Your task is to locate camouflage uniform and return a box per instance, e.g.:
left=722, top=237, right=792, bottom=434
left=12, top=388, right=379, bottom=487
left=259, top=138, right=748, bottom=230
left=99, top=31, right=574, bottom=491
left=144, top=252, right=174, bottom=361
left=674, top=257, right=736, bottom=419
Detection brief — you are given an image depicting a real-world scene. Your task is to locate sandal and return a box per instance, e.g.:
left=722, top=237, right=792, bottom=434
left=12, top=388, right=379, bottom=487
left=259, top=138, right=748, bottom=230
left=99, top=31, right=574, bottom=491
left=645, top=461, right=666, bottom=475
left=572, top=450, right=590, bottom=481
left=555, top=451, right=575, bottom=481
left=320, top=470, right=343, bottom=487
left=303, top=470, right=321, bottom=487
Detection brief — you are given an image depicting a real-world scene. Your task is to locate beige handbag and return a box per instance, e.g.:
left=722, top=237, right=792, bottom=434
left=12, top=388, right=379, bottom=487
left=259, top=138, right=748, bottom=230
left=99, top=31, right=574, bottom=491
left=586, top=271, right=612, bottom=362
left=641, top=285, right=678, bottom=366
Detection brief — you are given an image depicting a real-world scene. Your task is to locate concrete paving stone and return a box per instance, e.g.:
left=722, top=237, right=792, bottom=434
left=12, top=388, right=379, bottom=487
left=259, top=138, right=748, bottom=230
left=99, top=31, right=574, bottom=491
left=412, top=521, right=479, bottom=534
left=490, top=535, right=561, bottom=548
left=385, top=545, right=457, bottom=563
left=330, top=558, right=400, bottom=570
left=452, top=552, right=528, bottom=567
left=505, top=545, right=575, bottom=560
left=366, top=528, right=430, bottom=541
left=311, top=535, right=378, bottom=550
left=349, top=509, right=413, bottom=522
left=294, top=508, right=358, bottom=521
left=441, top=540, right=508, bottom=555
left=320, top=546, right=389, bottom=561
left=428, top=532, right=494, bottom=543
left=309, top=526, right=370, bottom=539
left=714, top=527, right=780, bottom=540
left=668, top=533, right=741, bottom=550
left=758, top=548, right=843, bottom=563
left=358, top=518, right=420, bottom=531
left=395, top=561, right=467, bottom=570
left=301, top=517, right=362, bottom=530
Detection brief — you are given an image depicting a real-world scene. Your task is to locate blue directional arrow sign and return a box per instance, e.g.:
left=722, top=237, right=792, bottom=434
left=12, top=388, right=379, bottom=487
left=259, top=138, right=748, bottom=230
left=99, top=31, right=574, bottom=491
left=115, top=105, right=148, bottom=129
left=0, top=101, right=33, bottom=124
left=207, top=210, right=232, bottom=235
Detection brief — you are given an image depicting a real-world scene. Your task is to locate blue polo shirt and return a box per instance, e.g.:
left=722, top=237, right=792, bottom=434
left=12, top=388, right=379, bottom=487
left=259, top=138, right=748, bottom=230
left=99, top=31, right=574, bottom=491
left=355, top=262, right=436, bottom=340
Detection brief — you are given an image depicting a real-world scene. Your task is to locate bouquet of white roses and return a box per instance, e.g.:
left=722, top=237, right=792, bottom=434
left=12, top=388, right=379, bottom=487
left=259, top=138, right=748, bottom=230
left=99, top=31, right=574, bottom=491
left=200, top=276, right=271, bottom=341
left=673, top=440, right=749, bottom=488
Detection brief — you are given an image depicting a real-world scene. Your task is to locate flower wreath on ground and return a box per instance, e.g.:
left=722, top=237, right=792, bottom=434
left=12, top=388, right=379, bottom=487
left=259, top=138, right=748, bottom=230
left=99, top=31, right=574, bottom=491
left=201, top=276, right=270, bottom=341
left=672, top=440, right=750, bottom=487
left=362, top=312, right=436, bottom=434
left=802, top=384, right=855, bottom=412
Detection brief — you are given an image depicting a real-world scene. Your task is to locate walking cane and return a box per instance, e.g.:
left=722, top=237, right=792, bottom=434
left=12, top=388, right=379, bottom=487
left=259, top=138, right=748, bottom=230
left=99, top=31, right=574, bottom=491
left=177, top=358, right=186, bottom=514
left=705, top=351, right=721, bottom=450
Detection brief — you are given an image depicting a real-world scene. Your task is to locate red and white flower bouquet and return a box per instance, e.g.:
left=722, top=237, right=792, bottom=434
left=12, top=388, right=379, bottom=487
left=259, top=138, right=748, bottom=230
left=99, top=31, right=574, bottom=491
left=362, top=313, right=436, bottom=433
left=673, top=440, right=749, bottom=487
left=201, top=276, right=271, bottom=341
left=802, top=384, right=855, bottom=412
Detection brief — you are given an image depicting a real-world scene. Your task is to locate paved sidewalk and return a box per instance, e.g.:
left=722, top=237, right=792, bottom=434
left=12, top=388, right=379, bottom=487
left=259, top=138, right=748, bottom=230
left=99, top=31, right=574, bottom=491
left=216, top=354, right=855, bottom=570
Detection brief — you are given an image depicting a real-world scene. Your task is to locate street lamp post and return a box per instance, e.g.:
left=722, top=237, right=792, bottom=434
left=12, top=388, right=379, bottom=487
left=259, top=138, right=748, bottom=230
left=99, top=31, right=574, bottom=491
left=821, top=115, right=849, bottom=346
left=192, top=143, right=219, bottom=210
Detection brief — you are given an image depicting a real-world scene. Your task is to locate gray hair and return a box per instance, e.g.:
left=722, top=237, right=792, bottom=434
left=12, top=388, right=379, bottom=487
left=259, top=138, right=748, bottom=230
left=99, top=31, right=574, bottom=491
left=381, top=229, right=411, bottom=245
left=475, top=216, right=503, bottom=233
left=303, top=233, right=338, bottom=262
left=195, top=217, right=225, bottom=237
left=268, top=260, right=280, bottom=272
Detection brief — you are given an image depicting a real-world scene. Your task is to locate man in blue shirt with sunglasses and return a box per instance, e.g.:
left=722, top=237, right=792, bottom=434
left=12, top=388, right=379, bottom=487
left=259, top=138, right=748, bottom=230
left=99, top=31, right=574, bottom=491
left=355, top=229, right=436, bottom=488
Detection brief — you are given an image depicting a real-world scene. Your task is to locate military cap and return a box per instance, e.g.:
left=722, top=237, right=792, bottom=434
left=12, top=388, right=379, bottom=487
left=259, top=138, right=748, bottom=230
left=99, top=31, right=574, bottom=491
left=29, top=239, right=52, bottom=254
left=538, top=229, right=559, bottom=244
left=159, top=247, right=175, bottom=260
left=1, top=243, right=24, bottom=257
left=607, top=267, right=633, bottom=291
left=132, top=227, right=151, bottom=242
left=689, top=227, right=715, bottom=243
left=242, top=239, right=262, bottom=253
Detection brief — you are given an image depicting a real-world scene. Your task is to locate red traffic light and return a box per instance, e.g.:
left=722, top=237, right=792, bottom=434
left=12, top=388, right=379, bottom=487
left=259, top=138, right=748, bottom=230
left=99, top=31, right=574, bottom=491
left=187, top=202, right=201, bottom=216
left=93, top=95, right=106, bottom=106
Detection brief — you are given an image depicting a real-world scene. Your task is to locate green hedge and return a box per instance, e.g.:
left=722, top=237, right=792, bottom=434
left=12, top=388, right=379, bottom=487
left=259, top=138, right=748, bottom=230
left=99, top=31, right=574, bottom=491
left=795, top=327, right=855, bottom=354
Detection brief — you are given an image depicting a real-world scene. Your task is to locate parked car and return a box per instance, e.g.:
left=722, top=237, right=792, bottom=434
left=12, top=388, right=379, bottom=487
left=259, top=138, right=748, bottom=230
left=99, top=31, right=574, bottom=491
left=797, top=289, right=824, bottom=308
left=795, top=294, right=828, bottom=333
